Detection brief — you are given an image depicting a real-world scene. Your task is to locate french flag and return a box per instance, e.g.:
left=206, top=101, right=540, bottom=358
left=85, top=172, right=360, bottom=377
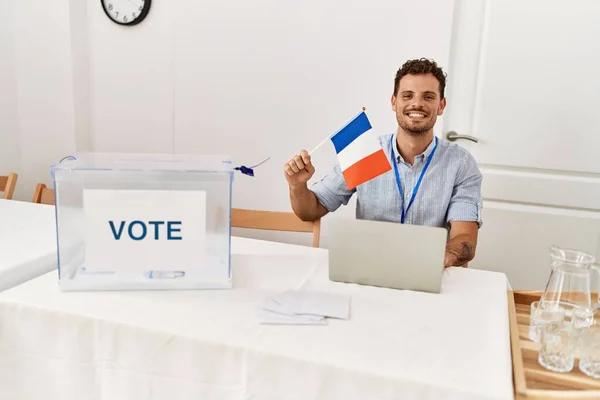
left=330, top=111, right=392, bottom=190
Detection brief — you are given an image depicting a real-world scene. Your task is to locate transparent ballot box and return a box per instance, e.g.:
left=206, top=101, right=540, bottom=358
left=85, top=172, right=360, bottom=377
left=51, top=153, right=233, bottom=291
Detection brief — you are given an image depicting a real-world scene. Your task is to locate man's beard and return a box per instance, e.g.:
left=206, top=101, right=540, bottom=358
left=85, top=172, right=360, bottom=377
left=397, top=115, right=435, bottom=136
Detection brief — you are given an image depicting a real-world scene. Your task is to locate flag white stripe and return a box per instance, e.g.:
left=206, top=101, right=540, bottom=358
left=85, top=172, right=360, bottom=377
left=337, top=131, right=383, bottom=171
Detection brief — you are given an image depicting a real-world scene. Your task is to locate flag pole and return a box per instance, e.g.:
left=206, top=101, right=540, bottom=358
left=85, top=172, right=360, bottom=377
left=308, top=136, right=332, bottom=156
left=308, top=107, right=366, bottom=155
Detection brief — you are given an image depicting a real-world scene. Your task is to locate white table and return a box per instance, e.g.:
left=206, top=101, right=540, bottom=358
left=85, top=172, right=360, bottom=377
left=0, top=199, right=57, bottom=291
left=0, top=235, right=514, bottom=400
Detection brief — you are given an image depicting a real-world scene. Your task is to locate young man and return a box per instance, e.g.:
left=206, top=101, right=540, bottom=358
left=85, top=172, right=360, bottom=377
left=284, top=58, right=482, bottom=267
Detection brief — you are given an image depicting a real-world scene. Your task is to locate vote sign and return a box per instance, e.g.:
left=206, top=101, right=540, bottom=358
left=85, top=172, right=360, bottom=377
left=83, top=189, right=206, bottom=273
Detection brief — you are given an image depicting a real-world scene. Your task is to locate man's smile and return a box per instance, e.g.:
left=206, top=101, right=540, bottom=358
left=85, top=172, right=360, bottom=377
left=405, top=111, right=428, bottom=120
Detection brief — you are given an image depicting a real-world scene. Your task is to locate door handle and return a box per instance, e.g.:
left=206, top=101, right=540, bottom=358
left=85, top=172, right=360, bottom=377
left=445, top=131, right=479, bottom=143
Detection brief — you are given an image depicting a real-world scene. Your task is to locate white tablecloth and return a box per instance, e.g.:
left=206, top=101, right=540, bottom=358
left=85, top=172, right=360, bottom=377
left=0, top=199, right=57, bottom=291
left=0, top=236, right=514, bottom=400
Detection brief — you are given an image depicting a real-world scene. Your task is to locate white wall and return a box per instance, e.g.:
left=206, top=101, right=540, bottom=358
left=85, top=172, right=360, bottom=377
left=0, top=0, right=78, bottom=201
left=77, top=0, right=454, bottom=226
left=0, top=0, right=20, bottom=189
left=3, top=1, right=599, bottom=284
left=69, top=0, right=92, bottom=153
left=4, top=0, right=453, bottom=244
left=86, top=0, right=174, bottom=154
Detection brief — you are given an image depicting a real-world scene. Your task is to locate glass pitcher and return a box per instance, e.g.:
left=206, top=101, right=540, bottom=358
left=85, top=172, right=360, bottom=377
left=541, top=246, right=600, bottom=315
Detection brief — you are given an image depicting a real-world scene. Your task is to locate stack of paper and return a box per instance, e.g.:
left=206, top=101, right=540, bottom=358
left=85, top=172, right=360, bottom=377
left=257, top=290, right=351, bottom=325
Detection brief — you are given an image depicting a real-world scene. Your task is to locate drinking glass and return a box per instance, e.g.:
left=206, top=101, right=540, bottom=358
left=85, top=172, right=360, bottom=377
left=538, top=320, right=575, bottom=373
left=529, top=301, right=565, bottom=343
left=579, top=310, right=600, bottom=379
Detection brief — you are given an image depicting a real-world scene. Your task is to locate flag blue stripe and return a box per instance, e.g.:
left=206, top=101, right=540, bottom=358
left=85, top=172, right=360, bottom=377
left=330, top=111, right=372, bottom=154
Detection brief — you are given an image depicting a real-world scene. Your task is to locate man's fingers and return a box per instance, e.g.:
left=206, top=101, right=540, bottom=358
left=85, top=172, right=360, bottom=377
left=288, top=161, right=300, bottom=173
left=293, top=155, right=305, bottom=170
left=284, top=164, right=295, bottom=176
left=284, top=151, right=314, bottom=180
left=300, top=150, right=311, bottom=164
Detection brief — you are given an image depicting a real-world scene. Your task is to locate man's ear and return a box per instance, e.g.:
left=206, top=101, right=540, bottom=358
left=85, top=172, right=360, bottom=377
left=391, top=94, right=397, bottom=112
left=438, top=97, right=447, bottom=115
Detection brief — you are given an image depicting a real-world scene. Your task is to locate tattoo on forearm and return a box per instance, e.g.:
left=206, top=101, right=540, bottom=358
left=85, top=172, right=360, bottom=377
left=446, top=241, right=473, bottom=264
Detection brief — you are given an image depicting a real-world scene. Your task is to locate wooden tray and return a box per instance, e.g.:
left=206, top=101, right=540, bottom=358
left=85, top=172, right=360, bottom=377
left=508, top=291, right=600, bottom=399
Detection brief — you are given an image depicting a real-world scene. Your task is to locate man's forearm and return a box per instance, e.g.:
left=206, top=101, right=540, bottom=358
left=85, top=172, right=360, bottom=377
left=445, top=234, right=476, bottom=267
left=289, top=184, right=323, bottom=221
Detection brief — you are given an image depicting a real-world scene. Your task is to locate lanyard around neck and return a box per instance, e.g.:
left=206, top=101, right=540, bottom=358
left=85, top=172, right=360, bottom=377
left=390, top=135, right=438, bottom=223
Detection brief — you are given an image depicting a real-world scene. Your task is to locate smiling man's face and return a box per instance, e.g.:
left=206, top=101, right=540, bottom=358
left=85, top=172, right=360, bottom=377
left=391, top=73, right=446, bottom=136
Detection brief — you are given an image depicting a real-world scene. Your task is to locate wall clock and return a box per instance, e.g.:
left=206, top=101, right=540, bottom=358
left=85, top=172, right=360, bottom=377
left=101, top=0, right=151, bottom=26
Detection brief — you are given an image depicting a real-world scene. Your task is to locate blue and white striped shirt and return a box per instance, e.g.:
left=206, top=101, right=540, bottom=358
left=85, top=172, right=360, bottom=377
left=310, top=133, right=483, bottom=228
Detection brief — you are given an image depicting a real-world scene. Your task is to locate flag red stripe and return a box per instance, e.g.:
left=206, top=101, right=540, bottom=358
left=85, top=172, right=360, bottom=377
left=342, top=149, right=391, bottom=190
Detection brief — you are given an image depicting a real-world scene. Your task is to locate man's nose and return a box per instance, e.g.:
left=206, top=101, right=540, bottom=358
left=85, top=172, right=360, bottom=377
left=410, top=97, right=425, bottom=109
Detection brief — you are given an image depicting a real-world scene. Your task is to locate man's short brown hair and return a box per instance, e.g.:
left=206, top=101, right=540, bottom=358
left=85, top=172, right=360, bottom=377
left=393, top=58, right=447, bottom=99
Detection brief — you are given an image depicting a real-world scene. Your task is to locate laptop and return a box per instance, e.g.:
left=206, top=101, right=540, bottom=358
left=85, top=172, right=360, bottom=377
left=325, top=217, right=447, bottom=293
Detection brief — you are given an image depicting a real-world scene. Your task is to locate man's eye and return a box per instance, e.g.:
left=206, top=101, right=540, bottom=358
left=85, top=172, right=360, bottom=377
left=426, top=96, right=434, bottom=100
left=402, top=95, right=411, bottom=99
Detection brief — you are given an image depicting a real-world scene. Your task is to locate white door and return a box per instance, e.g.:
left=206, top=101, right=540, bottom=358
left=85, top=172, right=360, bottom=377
left=443, top=0, right=600, bottom=289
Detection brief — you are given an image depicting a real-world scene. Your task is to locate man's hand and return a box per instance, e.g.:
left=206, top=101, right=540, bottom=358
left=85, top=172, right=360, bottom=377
left=444, top=221, right=478, bottom=268
left=284, top=150, right=315, bottom=187
left=284, top=150, right=328, bottom=222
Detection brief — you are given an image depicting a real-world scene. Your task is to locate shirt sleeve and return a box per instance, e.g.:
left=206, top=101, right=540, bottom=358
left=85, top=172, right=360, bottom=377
left=446, top=153, right=483, bottom=227
left=309, top=163, right=356, bottom=212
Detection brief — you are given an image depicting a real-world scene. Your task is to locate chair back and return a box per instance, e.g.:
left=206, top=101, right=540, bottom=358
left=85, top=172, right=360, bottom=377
left=32, top=184, right=55, bottom=205
left=231, top=208, right=321, bottom=247
left=0, top=173, right=18, bottom=200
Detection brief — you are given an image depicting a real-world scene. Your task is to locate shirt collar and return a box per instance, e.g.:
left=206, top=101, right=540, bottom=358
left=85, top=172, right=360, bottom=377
left=391, top=132, right=438, bottom=164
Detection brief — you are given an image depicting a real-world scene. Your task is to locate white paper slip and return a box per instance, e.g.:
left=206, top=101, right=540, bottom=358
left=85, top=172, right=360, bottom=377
left=261, top=298, right=295, bottom=316
left=269, top=290, right=351, bottom=320
left=261, top=291, right=301, bottom=314
left=257, top=309, right=326, bottom=325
